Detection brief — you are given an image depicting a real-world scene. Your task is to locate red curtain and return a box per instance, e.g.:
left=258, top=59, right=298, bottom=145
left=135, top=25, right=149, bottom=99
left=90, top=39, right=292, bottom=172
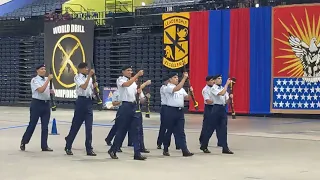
left=189, top=11, right=209, bottom=112
left=229, top=9, right=250, bottom=114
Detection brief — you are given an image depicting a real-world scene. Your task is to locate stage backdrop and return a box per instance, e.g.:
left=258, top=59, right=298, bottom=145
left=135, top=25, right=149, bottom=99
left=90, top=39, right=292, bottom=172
left=271, top=4, right=320, bottom=114
left=187, top=7, right=272, bottom=114
left=44, top=19, right=95, bottom=101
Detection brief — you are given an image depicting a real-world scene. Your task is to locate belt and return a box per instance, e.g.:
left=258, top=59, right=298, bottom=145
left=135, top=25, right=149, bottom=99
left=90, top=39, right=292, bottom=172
left=78, top=96, right=92, bottom=99
left=167, top=106, right=183, bottom=110
left=213, top=104, right=226, bottom=106
left=32, top=98, right=49, bottom=103
left=122, top=101, right=137, bottom=104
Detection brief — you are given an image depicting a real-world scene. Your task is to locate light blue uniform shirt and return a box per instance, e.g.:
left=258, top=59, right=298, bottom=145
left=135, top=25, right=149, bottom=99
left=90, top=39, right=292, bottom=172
left=116, top=76, right=144, bottom=102
left=160, top=85, right=167, bottom=105
left=211, top=84, right=229, bottom=105
left=31, top=75, right=52, bottom=100
left=165, top=83, right=188, bottom=108
left=202, top=85, right=214, bottom=105
left=74, top=73, right=93, bottom=98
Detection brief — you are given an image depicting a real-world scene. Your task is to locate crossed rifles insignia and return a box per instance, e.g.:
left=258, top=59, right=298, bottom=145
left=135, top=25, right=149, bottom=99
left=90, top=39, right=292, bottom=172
left=163, top=25, right=189, bottom=69
left=52, top=34, right=85, bottom=88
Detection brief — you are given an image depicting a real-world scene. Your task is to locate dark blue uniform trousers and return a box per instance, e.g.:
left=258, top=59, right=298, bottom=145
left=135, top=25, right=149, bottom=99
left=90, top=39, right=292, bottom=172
left=157, top=105, right=179, bottom=148
left=109, top=102, right=141, bottom=156
left=65, top=97, right=93, bottom=152
left=21, top=99, right=51, bottom=149
left=201, top=104, right=228, bottom=148
left=105, top=110, right=133, bottom=146
left=199, top=104, right=221, bottom=145
left=163, top=106, right=188, bottom=152
left=137, top=112, right=146, bottom=150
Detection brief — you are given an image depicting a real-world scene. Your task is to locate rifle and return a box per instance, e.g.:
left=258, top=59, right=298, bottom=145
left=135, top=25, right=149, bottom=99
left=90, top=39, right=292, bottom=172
left=229, top=77, right=236, bottom=119
left=145, top=85, right=151, bottom=118
left=91, top=62, right=103, bottom=110
left=49, top=67, right=56, bottom=111
left=182, top=61, right=199, bottom=110
left=135, top=71, right=143, bottom=113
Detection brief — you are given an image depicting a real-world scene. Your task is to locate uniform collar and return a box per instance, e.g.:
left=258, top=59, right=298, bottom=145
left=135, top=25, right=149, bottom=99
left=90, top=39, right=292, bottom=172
left=81, top=73, right=87, bottom=78
left=121, top=76, right=129, bottom=80
left=37, top=75, right=45, bottom=80
left=213, top=84, right=222, bottom=88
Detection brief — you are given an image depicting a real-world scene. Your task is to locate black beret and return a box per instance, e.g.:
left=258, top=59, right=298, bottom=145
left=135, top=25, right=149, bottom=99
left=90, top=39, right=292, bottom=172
left=36, top=64, right=45, bottom=70
left=163, top=76, right=170, bottom=81
left=121, top=65, right=132, bottom=71
left=168, top=72, right=178, bottom=79
left=78, top=62, right=88, bottom=69
left=212, top=74, right=222, bottom=80
left=205, top=75, right=214, bottom=81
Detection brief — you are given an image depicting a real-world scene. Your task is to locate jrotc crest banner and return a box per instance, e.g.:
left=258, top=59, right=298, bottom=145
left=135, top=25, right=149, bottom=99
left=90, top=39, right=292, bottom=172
left=44, top=19, right=95, bottom=100
left=162, top=12, right=189, bottom=69
left=271, top=4, right=320, bottom=114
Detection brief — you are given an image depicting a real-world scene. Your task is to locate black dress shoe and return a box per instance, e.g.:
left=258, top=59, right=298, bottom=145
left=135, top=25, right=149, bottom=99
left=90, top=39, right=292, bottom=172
left=182, top=151, right=194, bottom=157
left=141, top=149, right=150, bottom=153
left=163, top=151, right=170, bottom=156
left=117, top=148, right=122, bottom=152
left=87, top=150, right=97, bottom=156
left=157, top=145, right=161, bottom=149
left=108, top=150, right=118, bottom=159
left=65, top=148, right=73, bottom=155
left=20, top=143, right=25, bottom=151
left=134, top=155, right=147, bottom=160
left=42, top=147, right=53, bottom=152
left=200, top=147, right=211, bottom=153
left=105, top=139, right=112, bottom=146
left=222, top=148, right=234, bottom=154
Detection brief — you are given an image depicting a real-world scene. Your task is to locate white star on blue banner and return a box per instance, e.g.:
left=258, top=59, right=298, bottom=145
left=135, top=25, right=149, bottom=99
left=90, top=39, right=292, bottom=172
left=272, top=78, right=320, bottom=109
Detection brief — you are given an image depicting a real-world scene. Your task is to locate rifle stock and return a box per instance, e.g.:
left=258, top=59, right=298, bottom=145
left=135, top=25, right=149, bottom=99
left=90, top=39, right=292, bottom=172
left=91, top=62, right=103, bottom=110
left=229, top=77, right=236, bottom=119
left=136, top=73, right=143, bottom=113
left=182, top=62, right=199, bottom=110
left=145, top=86, right=151, bottom=118
left=49, top=67, right=56, bottom=111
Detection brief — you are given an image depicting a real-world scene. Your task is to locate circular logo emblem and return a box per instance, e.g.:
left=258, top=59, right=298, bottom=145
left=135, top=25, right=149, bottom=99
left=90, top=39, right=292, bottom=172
left=52, top=34, right=85, bottom=88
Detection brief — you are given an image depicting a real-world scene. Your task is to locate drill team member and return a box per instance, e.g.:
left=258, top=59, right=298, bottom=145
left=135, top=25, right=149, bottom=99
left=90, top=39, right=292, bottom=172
left=105, top=89, right=121, bottom=146
left=199, top=76, right=220, bottom=146
left=64, top=62, right=98, bottom=156
left=200, top=75, right=234, bottom=154
left=162, top=72, right=193, bottom=157
left=104, top=89, right=126, bottom=152
left=135, top=76, right=151, bottom=153
left=108, top=65, right=150, bottom=160
left=157, top=76, right=180, bottom=150
left=20, top=64, right=54, bottom=152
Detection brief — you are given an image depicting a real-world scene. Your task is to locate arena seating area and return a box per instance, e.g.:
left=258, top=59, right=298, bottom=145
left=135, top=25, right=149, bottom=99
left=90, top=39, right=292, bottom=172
left=0, top=0, right=319, bottom=113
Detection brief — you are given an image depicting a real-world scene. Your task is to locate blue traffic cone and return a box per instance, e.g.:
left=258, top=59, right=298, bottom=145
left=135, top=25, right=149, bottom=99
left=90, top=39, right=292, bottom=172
left=50, top=118, right=60, bottom=135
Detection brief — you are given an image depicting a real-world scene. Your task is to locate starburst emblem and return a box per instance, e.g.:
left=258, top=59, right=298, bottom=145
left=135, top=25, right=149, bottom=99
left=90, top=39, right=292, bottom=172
left=275, top=9, right=320, bottom=83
